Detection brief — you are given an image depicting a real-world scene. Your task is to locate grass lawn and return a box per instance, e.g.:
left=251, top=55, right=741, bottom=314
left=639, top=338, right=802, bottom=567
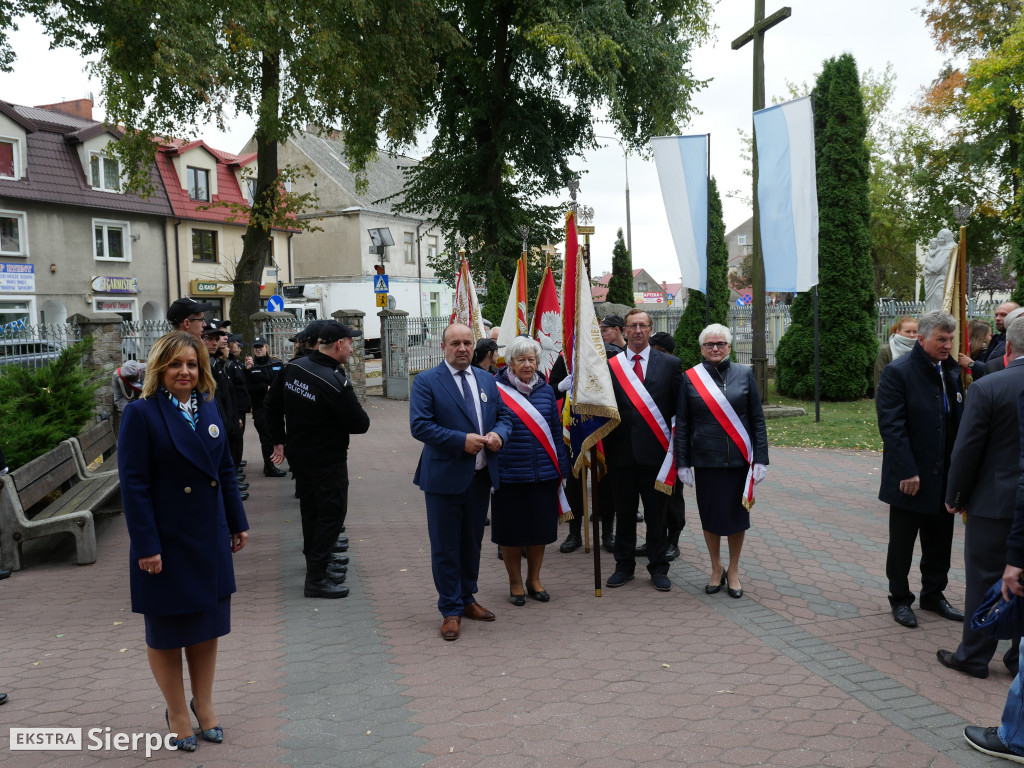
left=764, top=380, right=882, bottom=451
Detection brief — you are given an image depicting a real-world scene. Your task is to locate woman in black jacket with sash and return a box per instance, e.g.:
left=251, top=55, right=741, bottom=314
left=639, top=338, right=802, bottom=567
left=675, top=324, right=769, bottom=599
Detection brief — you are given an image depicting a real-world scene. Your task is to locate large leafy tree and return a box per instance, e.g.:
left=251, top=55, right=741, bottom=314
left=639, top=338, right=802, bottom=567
left=674, top=176, right=729, bottom=369
left=396, top=0, right=712, bottom=289
left=912, top=0, right=1023, bottom=295
left=775, top=54, right=877, bottom=401
left=605, top=228, right=634, bottom=307
left=30, top=0, right=452, bottom=338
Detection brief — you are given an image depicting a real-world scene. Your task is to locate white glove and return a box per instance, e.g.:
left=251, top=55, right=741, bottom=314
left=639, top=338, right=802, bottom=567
left=753, top=464, right=767, bottom=484
left=557, top=375, right=572, bottom=393
left=677, top=467, right=694, bottom=487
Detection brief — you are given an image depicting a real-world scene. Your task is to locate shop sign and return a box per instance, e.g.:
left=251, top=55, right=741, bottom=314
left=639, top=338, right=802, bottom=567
left=190, top=279, right=278, bottom=298
left=91, top=276, right=138, bottom=294
left=0, top=262, right=34, bottom=292
left=96, top=300, right=134, bottom=313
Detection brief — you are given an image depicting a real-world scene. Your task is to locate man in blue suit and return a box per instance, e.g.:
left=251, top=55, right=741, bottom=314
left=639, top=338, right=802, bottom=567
left=411, top=323, right=513, bottom=641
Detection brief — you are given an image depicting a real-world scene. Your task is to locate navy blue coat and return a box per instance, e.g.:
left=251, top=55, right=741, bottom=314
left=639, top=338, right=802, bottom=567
left=493, top=368, right=570, bottom=484
left=410, top=363, right=513, bottom=494
left=118, top=393, right=249, bottom=616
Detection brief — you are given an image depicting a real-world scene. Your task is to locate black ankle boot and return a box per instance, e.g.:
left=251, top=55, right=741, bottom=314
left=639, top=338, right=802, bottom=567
left=304, top=564, right=349, bottom=598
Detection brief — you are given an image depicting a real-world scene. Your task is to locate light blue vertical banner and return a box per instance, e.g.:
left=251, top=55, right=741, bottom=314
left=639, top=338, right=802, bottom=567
left=652, top=134, right=708, bottom=295
left=753, top=96, right=819, bottom=292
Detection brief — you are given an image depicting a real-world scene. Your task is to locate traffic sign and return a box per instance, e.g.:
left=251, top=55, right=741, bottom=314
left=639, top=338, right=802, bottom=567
left=374, top=275, right=390, bottom=293
left=267, top=294, right=284, bottom=312
left=375, top=293, right=388, bottom=308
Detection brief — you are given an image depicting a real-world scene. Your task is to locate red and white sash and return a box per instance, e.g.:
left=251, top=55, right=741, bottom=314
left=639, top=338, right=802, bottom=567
left=608, top=353, right=676, bottom=495
left=685, top=364, right=756, bottom=509
left=496, top=382, right=572, bottom=516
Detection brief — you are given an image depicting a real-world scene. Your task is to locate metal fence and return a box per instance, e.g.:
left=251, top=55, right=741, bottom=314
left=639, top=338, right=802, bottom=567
left=120, top=320, right=171, bottom=361
left=252, top=315, right=307, bottom=362
left=0, top=321, right=81, bottom=373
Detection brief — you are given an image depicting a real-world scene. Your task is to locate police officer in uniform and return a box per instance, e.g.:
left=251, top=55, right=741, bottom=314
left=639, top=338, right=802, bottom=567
left=265, top=320, right=370, bottom=598
left=224, top=332, right=252, bottom=468
left=246, top=336, right=287, bottom=477
left=202, top=321, right=249, bottom=500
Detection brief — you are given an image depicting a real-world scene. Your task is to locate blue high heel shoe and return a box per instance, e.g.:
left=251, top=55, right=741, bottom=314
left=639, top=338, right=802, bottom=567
left=164, top=709, right=197, bottom=752
left=190, top=698, right=224, bottom=743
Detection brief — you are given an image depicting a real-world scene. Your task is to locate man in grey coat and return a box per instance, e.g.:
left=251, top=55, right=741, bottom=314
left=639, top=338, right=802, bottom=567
left=938, top=315, right=1024, bottom=677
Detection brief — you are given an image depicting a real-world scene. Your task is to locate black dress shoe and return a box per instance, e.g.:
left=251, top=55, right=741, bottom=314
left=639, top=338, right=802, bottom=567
left=331, top=541, right=349, bottom=553
left=264, top=465, right=287, bottom=477
left=602, top=535, right=615, bottom=553
left=727, top=586, right=743, bottom=599
left=0, top=568, right=11, bottom=580
left=936, top=648, right=988, bottom=678
left=304, top=576, right=349, bottom=598
left=706, top=574, right=725, bottom=594
left=527, top=586, right=550, bottom=602
left=559, top=533, right=582, bottom=553
left=239, top=491, right=249, bottom=501
left=237, top=481, right=249, bottom=491
left=509, top=591, right=526, bottom=606
left=921, top=598, right=965, bottom=622
left=0, top=693, right=7, bottom=705
left=329, top=553, right=350, bottom=566
left=892, top=604, right=918, bottom=627
left=634, top=543, right=648, bottom=557
left=964, top=726, right=1024, bottom=763
left=239, top=460, right=247, bottom=467
left=665, top=544, right=680, bottom=561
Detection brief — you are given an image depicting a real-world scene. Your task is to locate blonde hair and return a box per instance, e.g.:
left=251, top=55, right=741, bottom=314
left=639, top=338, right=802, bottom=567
left=141, top=331, right=217, bottom=400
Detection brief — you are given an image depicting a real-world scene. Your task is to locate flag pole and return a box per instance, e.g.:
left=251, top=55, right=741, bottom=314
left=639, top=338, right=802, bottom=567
left=580, top=461, right=591, bottom=554
left=705, top=132, right=711, bottom=325
left=590, top=446, right=602, bottom=596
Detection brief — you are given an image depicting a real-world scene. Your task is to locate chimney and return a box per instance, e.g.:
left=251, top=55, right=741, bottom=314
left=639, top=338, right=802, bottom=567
left=35, top=98, right=93, bottom=121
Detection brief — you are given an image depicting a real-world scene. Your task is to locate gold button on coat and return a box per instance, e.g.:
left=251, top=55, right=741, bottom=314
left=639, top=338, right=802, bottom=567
left=210, top=480, right=218, bottom=487
left=184, top=487, right=191, bottom=494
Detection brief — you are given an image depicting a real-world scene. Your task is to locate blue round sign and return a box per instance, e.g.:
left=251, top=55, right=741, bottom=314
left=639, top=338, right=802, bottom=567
left=267, top=294, right=285, bottom=312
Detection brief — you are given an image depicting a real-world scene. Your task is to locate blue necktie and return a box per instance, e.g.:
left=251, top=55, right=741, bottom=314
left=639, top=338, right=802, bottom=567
left=458, top=370, right=482, bottom=433
left=936, top=363, right=949, bottom=414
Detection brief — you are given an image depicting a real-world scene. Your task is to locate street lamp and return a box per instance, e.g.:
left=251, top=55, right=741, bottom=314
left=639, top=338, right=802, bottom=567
left=595, top=134, right=632, bottom=259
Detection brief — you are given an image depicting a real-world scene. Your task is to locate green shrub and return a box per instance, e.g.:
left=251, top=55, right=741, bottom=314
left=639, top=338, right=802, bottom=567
left=0, top=338, right=101, bottom=469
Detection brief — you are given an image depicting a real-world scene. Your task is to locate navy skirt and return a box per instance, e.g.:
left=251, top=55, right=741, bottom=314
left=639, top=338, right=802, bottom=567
left=694, top=466, right=751, bottom=536
left=144, top=596, right=231, bottom=650
left=490, top=479, right=560, bottom=547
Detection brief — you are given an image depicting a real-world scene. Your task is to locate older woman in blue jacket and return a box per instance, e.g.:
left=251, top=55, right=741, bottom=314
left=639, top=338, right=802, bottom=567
left=119, top=331, right=249, bottom=751
left=491, top=335, right=570, bottom=605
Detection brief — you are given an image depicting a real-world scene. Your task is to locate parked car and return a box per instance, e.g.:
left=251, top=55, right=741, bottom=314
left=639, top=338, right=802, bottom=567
left=0, top=339, right=65, bottom=369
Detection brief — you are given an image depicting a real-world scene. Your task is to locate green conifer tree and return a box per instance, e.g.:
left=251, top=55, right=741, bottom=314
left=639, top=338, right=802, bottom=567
left=673, top=178, right=731, bottom=369
left=481, top=268, right=509, bottom=331
left=775, top=54, right=877, bottom=400
left=605, top=229, right=635, bottom=307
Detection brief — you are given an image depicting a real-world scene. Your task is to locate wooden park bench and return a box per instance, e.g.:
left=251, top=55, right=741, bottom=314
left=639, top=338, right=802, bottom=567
left=0, top=440, right=119, bottom=571
left=65, top=419, right=118, bottom=479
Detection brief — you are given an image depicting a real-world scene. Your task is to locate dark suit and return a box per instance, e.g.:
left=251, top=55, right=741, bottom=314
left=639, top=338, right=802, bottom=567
left=118, top=394, right=248, bottom=616
left=411, top=362, right=512, bottom=616
left=604, top=347, right=682, bottom=576
left=944, top=358, right=1024, bottom=673
left=877, top=342, right=964, bottom=607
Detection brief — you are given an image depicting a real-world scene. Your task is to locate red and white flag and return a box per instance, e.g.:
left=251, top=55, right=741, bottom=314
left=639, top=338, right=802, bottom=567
left=530, top=266, right=561, bottom=380
left=561, top=211, right=580, bottom=374
left=450, top=258, right=487, bottom=340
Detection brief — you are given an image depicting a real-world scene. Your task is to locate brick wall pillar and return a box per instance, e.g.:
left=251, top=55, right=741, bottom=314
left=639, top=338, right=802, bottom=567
left=68, top=312, right=123, bottom=423
left=333, top=309, right=367, bottom=403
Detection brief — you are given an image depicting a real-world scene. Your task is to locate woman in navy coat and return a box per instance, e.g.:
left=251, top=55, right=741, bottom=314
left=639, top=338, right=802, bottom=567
left=491, top=336, right=570, bottom=605
left=118, top=331, right=249, bottom=750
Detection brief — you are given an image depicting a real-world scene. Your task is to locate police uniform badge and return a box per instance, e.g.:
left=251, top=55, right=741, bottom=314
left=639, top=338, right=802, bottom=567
left=480, top=392, right=487, bottom=403
left=208, top=424, right=220, bottom=438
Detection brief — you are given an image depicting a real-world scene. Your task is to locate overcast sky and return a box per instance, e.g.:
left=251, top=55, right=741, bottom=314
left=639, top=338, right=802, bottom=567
left=0, top=2, right=949, bottom=287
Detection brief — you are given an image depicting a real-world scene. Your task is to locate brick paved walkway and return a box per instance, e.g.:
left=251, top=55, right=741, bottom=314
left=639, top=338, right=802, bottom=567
left=0, top=395, right=1013, bottom=766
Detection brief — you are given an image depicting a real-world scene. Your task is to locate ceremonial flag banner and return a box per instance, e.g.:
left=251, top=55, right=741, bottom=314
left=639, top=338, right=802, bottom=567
left=530, top=266, right=562, bottom=380
left=941, top=234, right=967, bottom=362
left=567, top=244, right=619, bottom=476
left=753, top=96, right=819, bottom=293
left=450, top=258, right=487, bottom=340
left=496, top=257, right=528, bottom=364
left=651, top=134, right=708, bottom=295
left=561, top=211, right=579, bottom=373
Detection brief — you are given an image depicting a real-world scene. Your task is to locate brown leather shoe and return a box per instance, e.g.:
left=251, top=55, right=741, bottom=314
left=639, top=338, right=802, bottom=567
left=462, top=602, right=496, bottom=621
left=440, top=616, right=461, bottom=641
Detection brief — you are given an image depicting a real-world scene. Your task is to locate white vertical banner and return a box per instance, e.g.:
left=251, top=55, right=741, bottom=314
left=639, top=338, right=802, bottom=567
left=651, top=135, right=708, bottom=295
left=753, top=96, right=819, bottom=292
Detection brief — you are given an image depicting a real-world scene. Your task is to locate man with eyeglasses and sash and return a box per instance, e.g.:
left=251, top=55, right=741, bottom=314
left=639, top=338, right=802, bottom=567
left=603, top=308, right=682, bottom=592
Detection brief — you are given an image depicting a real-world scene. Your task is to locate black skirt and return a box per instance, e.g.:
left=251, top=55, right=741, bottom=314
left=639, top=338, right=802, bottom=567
left=490, top=479, right=560, bottom=546
left=694, top=466, right=751, bottom=536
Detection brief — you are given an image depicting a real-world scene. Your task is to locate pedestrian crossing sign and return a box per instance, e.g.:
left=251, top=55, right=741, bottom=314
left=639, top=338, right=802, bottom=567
left=374, top=275, right=390, bottom=293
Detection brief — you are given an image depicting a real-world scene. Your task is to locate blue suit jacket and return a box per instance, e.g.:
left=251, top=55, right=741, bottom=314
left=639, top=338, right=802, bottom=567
left=118, top=393, right=249, bottom=615
left=410, top=363, right=512, bottom=495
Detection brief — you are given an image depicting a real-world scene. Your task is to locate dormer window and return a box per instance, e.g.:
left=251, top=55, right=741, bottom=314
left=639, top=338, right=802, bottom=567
left=187, top=166, right=210, bottom=201
left=90, top=153, right=120, bottom=192
left=0, top=138, right=18, bottom=179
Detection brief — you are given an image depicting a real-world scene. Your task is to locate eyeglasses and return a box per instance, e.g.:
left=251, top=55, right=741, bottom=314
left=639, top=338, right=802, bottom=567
left=626, top=323, right=650, bottom=330
left=702, top=341, right=729, bottom=349
left=184, top=316, right=204, bottom=325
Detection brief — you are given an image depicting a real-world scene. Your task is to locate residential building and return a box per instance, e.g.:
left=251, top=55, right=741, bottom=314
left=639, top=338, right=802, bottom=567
left=592, top=268, right=669, bottom=306
left=0, top=98, right=173, bottom=325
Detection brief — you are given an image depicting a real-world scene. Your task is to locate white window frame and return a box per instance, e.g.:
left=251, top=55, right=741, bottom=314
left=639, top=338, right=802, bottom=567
left=737, top=234, right=747, bottom=245
left=0, top=295, right=37, bottom=326
left=0, top=135, right=21, bottom=180
left=0, top=209, right=28, bottom=257
left=404, top=232, right=415, bottom=264
left=92, top=219, right=132, bottom=262
left=89, top=152, right=121, bottom=193
left=427, top=235, right=438, bottom=261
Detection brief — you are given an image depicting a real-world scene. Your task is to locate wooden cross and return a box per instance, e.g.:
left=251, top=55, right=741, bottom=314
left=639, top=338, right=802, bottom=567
left=733, top=1, right=791, bottom=401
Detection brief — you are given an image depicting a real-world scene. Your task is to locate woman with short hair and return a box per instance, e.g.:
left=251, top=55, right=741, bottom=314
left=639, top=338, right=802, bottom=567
left=119, top=331, right=249, bottom=750
left=491, top=335, right=569, bottom=604
left=675, top=323, right=769, bottom=599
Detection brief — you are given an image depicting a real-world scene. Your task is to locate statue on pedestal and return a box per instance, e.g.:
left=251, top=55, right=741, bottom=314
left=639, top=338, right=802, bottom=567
left=924, top=229, right=957, bottom=312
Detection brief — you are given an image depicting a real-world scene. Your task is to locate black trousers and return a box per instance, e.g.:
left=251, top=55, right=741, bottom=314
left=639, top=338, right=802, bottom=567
left=251, top=408, right=275, bottom=466
left=611, top=464, right=669, bottom=576
left=952, top=515, right=1020, bottom=673
left=886, top=505, right=955, bottom=606
left=293, top=462, right=349, bottom=569
left=565, top=470, right=615, bottom=538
